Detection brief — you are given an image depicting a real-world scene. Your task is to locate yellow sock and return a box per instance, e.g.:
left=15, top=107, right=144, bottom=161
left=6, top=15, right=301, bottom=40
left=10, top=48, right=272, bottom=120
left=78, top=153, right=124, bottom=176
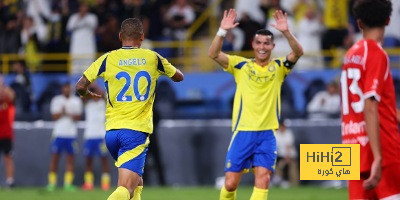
left=101, top=173, right=111, bottom=185
left=84, top=171, right=94, bottom=185
left=48, top=172, right=57, bottom=185
left=220, top=185, right=236, bottom=200
left=64, top=171, right=74, bottom=186
left=108, top=186, right=130, bottom=200
left=250, top=187, right=269, bottom=200
left=131, top=186, right=143, bottom=200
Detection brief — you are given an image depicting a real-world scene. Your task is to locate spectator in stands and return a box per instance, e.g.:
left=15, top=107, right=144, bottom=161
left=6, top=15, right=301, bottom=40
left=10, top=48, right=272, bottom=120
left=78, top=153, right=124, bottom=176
left=0, top=74, right=16, bottom=188
left=0, top=0, right=19, bottom=24
left=24, top=0, right=50, bottom=44
left=262, top=0, right=296, bottom=55
left=66, top=2, right=98, bottom=74
left=319, top=0, right=353, bottom=67
left=236, top=0, right=264, bottom=25
left=237, top=12, right=263, bottom=51
left=192, top=0, right=208, bottom=19
left=10, top=61, right=32, bottom=116
left=273, top=120, right=298, bottom=188
left=146, top=0, right=171, bottom=41
left=164, top=0, right=195, bottom=40
left=81, top=84, right=110, bottom=191
left=20, top=16, right=45, bottom=69
left=295, top=5, right=324, bottom=70
left=45, top=4, right=69, bottom=53
left=47, top=83, right=82, bottom=191
left=25, top=0, right=51, bottom=24
left=307, top=81, right=340, bottom=119
left=36, top=81, right=61, bottom=120
left=92, top=0, right=118, bottom=29
left=292, top=0, right=314, bottom=23
left=119, top=0, right=150, bottom=36
left=279, top=0, right=299, bottom=16
left=97, top=14, right=120, bottom=52
left=0, top=16, right=21, bottom=54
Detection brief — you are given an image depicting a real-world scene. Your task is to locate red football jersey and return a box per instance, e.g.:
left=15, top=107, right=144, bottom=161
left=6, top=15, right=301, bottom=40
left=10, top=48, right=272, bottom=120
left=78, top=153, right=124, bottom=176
left=341, top=39, right=400, bottom=172
left=0, top=98, right=15, bottom=139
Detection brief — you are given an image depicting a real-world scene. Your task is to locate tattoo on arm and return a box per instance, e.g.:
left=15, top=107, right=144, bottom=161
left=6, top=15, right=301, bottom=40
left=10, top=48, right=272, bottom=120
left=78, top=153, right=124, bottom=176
left=76, top=75, right=91, bottom=97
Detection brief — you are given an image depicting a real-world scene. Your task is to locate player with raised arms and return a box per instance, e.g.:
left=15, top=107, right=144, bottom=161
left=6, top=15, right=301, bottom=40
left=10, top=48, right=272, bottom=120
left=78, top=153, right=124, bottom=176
left=208, top=8, right=303, bottom=200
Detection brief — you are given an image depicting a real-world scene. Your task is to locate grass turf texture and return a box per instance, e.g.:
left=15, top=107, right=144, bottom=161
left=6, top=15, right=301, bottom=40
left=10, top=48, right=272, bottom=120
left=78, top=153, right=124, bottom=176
left=0, top=186, right=347, bottom=200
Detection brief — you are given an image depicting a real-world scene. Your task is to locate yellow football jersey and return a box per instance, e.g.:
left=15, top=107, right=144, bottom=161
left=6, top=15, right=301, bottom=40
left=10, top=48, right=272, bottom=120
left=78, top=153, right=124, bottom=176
left=226, top=55, right=291, bottom=131
left=84, top=47, right=177, bottom=133
left=324, top=0, right=348, bottom=29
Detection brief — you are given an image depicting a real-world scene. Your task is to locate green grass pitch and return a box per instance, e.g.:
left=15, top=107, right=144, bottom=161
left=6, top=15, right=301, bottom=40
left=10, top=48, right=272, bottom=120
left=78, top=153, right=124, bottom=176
left=0, top=186, right=347, bottom=200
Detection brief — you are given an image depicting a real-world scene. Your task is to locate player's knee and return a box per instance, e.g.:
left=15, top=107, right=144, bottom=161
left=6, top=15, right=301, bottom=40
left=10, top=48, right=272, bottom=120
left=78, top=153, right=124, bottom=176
left=224, top=180, right=239, bottom=191
left=255, top=173, right=271, bottom=188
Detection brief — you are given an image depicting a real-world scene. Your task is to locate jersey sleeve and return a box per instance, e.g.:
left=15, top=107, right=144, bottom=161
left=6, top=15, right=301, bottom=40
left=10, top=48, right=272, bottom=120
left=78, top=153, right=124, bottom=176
left=83, top=53, right=109, bottom=83
left=156, top=53, right=177, bottom=78
left=363, top=48, right=388, bottom=102
left=225, top=55, right=248, bottom=75
left=274, top=56, right=291, bottom=82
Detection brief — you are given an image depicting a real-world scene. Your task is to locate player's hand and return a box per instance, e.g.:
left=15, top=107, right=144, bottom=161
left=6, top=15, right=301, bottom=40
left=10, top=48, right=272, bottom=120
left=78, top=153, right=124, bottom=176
left=61, top=107, right=66, bottom=115
left=270, top=10, right=289, bottom=33
left=363, top=159, right=381, bottom=190
left=220, top=9, right=239, bottom=30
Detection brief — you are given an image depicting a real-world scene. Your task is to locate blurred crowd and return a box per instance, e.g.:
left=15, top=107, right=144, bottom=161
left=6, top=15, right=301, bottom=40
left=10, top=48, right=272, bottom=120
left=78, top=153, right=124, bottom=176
left=0, top=0, right=400, bottom=121
left=0, top=0, right=207, bottom=54
left=0, top=0, right=399, bottom=68
left=0, top=0, right=207, bottom=72
left=229, top=0, right=400, bottom=69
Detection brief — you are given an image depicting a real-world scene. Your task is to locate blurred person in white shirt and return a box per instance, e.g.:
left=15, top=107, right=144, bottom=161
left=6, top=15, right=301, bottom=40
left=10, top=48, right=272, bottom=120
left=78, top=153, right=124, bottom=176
left=66, top=2, right=98, bottom=74
left=273, top=120, right=298, bottom=188
left=47, top=82, right=82, bottom=191
left=164, top=0, right=195, bottom=40
left=265, top=0, right=296, bottom=56
left=295, top=5, right=324, bottom=70
left=307, top=81, right=340, bottom=119
left=81, top=84, right=110, bottom=191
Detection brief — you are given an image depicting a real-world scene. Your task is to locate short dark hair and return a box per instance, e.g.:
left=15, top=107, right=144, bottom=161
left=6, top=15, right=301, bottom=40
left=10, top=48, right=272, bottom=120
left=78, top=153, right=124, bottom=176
left=120, top=18, right=143, bottom=40
left=353, top=0, right=392, bottom=28
left=62, top=82, right=71, bottom=87
left=254, top=29, right=274, bottom=41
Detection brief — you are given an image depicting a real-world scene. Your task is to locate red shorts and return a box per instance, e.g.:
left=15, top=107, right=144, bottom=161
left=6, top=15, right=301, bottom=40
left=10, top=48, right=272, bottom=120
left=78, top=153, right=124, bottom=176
left=348, top=163, right=400, bottom=200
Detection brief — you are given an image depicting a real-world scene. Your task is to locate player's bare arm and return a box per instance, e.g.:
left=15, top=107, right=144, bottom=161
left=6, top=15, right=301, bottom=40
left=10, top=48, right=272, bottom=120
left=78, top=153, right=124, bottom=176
left=72, top=114, right=81, bottom=122
left=75, top=75, right=102, bottom=98
left=0, top=86, right=16, bottom=102
left=52, top=106, right=67, bottom=120
left=208, top=9, right=239, bottom=68
left=171, top=68, right=184, bottom=82
left=270, top=10, right=303, bottom=63
left=363, top=97, right=382, bottom=190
